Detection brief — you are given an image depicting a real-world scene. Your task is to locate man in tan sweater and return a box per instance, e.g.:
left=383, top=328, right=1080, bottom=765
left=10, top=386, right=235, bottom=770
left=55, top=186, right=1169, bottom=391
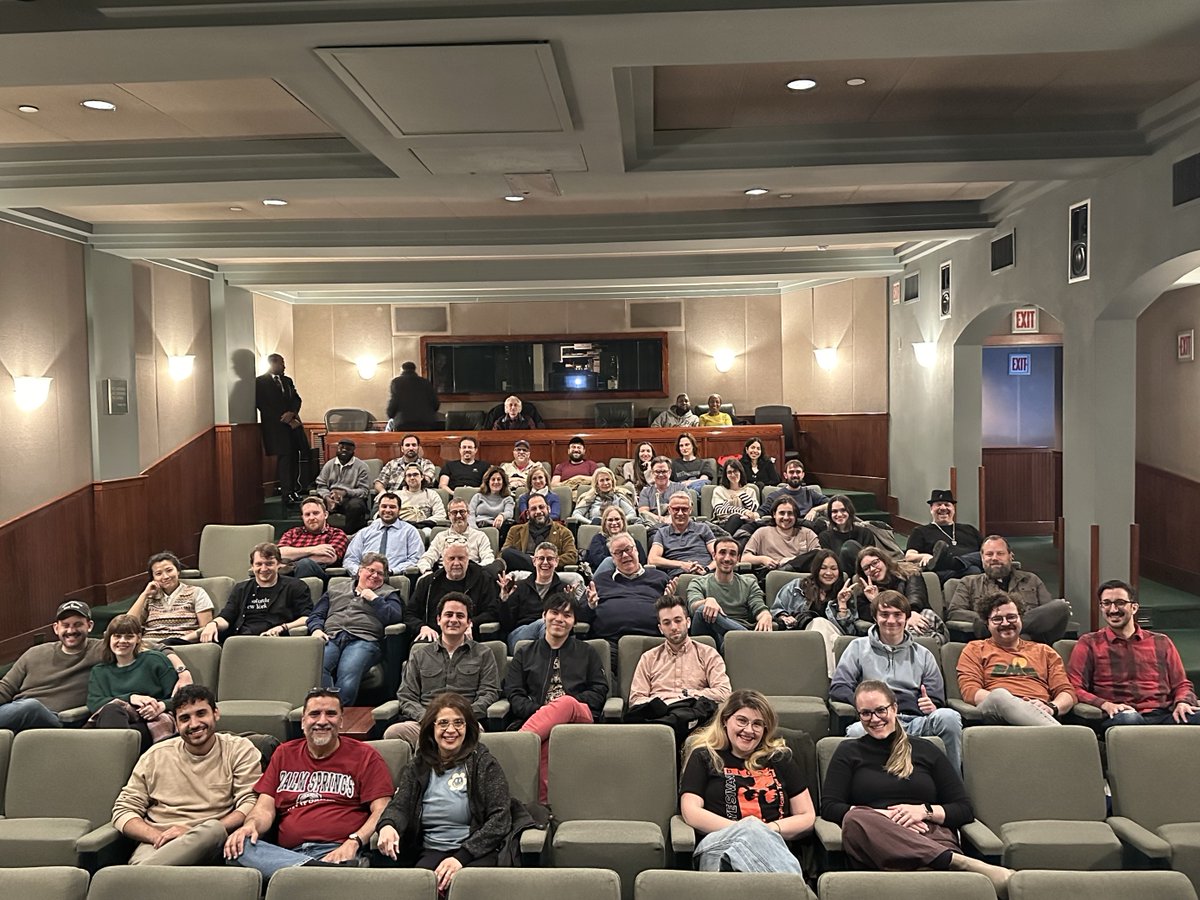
left=112, top=685, right=261, bottom=864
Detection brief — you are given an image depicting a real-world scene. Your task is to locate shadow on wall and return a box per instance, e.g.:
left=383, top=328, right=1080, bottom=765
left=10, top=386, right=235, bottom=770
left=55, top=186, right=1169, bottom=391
left=230, top=348, right=256, bottom=422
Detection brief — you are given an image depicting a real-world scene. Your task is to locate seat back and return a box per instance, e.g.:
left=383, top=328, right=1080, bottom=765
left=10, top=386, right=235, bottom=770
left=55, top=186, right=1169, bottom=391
left=171, top=642, right=221, bottom=692
left=181, top=575, right=235, bottom=614
left=608, top=458, right=633, bottom=483
left=1006, top=870, right=1198, bottom=900
left=363, top=457, right=384, bottom=482
left=548, top=724, right=677, bottom=835
left=197, top=524, right=276, bottom=580
left=944, top=577, right=963, bottom=615
left=89, top=866, right=261, bottom=900
left=217, top=635, right=323, bottom=704
left=479, top=731, right=540, bottom=807
left=577, top=524, right=600, bottom=552
left=1107, top=725, right=1200, bottom=829
left=692, top=402, right=735, bottom=419
left=818, top=871, right=995, bottom=900
left=453, top=485, right=479, bottom=505
left=365, top=739, right=412, bottom=785
left=0, top=867, right=89, bottom=900
left=637, top=871, right=808, bottom=900
left=0, top=729, right=11, bottom=813
left=765, top=570, right=804, bottom=608
left=445, top=410, right=484, bottom=430
left=266, top=867, right=436, bottom=900
left=5, top=729, right=140, bottom=824
left=452, top=869, right=620, bottom=900
left=594, top=402, right=635, bottom=429
left=833, top=634, right=856, bottom=664
left=963, top=725, right=1106, bottom=830
left=627, top=524, right=647, bottom=552
left=941, top=642, right=970, bottom=704
left=645, top=407, right=667, bottom=426
left=921, top=572, right=944, bottom=617
left=483, top=641, right=508, bottom=683
left=698, top=484, right=717, bottom=519
left=1053, top=638, right=1076, bottom=668
left=725, top=630, right=829, bottom=696
left=324, top=407, right=374, bottom=432
left=753, top=405, right=798, bottom=452
left=552, top=485, right=574, bottom=519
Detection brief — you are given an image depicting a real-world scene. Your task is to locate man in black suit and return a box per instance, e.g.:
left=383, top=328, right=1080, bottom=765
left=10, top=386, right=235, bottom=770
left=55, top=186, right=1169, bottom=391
left=255, top=353, right=309, bottom=504
left=386, top=360, right=440, bottom=430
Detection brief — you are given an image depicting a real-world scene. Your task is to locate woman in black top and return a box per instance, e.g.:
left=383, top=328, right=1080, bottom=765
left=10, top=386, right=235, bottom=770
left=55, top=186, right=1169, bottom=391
left=854, top=547, right=933, bottom=637
left=821, top=681, right=1012, bottom=892
left=740, top=437, right=780, bottom=490
left=817, top=494, right=876, bottom=573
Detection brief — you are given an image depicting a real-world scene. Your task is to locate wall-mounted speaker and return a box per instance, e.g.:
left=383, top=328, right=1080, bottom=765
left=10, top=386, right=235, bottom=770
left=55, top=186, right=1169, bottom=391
left=1069, top=199, right=1090, bottom=283
left=990, top=230, right=1015, bottom=272
left=939, top=261, right=952, bottom=320
left=902, top=271, right=920, bottom=303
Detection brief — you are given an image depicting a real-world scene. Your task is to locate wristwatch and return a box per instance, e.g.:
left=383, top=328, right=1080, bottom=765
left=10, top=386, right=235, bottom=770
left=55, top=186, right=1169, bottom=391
left=924, top=803, right=934, bottom=820
left=347, top=833, right=365, bottom=848
left=174, top=664, right=188, bottom=674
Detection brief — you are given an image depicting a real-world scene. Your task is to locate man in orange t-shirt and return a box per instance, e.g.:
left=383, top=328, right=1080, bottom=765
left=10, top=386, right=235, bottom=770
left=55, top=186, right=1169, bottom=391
left=956, top=594, right=1075, bottom=726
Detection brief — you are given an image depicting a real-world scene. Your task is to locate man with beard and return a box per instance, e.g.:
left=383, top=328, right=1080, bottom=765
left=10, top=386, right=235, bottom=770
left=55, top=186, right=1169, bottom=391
left=904, top=490, right=984, bottom=580
left=651, top=393, right=700, bottom=428
left=0, top=600, right=106, bottom=731
left=737, top=458, right=829, bottom=542
left=956, top=595, right=1075, bottom=726
left=1069, top=579, right=1200, bottom=729
left=314, top=439, right=372, bottom=534
left=439, top=436, right=488, bottom=490
left=949, top=535, right=1070, bottom=643
left=685, top=536, right=770, bottom=652
left=500, top=493, right=577, bottom=573
left=224, top=687, right=393, bottom=877
left=407, top=541, right=500, bottom=641
left=343, top=492, right=424, bottom=577
left=625, top=594, right=730, bottom=746
left=374, top=434, right=438, bottom=496
left=112, top=685, right=261, bottom=865
left=417, top=499, right=498, bottom=575
left=278, top=496, right=349, bottom=585
left=551, top=435, right=599, bottom=501
left=740, top=495, right=821, bottom=572
left=497, top=542, right=583, bottom=651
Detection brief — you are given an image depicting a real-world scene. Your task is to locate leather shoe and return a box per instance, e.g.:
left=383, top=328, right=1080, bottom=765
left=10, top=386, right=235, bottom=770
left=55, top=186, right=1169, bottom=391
left=925, top=540, right=948, bottom=572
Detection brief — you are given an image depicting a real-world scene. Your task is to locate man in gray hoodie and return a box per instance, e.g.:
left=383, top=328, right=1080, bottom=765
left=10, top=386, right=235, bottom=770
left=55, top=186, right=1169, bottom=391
left=829, top=589, right=963, bottom=772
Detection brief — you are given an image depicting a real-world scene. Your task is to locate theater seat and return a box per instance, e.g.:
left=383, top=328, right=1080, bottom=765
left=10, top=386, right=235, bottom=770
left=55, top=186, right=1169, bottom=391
left=638, top=870, right=813, bottom=900
left=89, top=866, right=261, bottom=900
left=365, top=738, right=412, bottom=785
left=452, top=869, right=620, bottom=900
left=724, top=631, right=831, bottom=738
left=1007, top=870, right=1197, bottom=900
left=266, top=866, right=436, bottom=900
left=180, top=524, right=276, bottom=580
left=0, top=730, right=139, bottom=868
left=0, top=867, right=88, bottom=900
left=215, top=636, right=322, bottom=740
left=478, top=731, right=546, bottom=858
left=170, top=642, right=221, bottom=693
left=818, top=871, right=993, bottom=900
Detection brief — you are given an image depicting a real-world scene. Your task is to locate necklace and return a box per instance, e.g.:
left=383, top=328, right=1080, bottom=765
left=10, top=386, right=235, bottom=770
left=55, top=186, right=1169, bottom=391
left=933, top=522, right=957, bottom=545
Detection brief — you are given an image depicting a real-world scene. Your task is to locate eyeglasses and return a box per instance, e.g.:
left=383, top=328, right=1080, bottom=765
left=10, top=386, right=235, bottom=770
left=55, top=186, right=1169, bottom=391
left=730, top=715, right=766, bottom=732
left=1099, top=599, right=1131, bottom=609
left=362, top=567, right=386, bottom=579
left=435, top=718, right=466, bottom=730
left=989, top=614, right=1021, bottom=625
left=857, top=704, right=894, bottom=721
left=305, top=687, right=340, bottom=699
left=612, top=545, right=637, bottom=556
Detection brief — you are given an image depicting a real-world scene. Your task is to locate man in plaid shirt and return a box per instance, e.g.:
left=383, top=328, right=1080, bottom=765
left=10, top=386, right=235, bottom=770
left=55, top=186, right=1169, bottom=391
left=1068, top=579, right=1200, bottom=728
left=279, top=497, right=349, bottom=585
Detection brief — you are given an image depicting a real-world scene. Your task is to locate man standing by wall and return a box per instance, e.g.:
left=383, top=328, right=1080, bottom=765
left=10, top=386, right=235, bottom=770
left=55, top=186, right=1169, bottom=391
left=386, top=361, right=440, bottom=431
left=255, top=353, right=309, bottom=505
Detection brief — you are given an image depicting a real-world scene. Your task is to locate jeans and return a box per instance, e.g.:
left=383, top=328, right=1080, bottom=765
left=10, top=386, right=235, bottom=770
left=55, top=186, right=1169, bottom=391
left=506, top=619, right=546, bottom=654
left=0, top=698, right=62, bottom=732
left=228, top=840, right=347, bottom=878
left=1102, top=708, right=1200, bottom=730
left=321, top=633, right=382, bottom=705
left=689, top=608, right=748, bottom=654
left=847, top=709, right=964, bottom=773
left=592, top=557, right=616, bottom=580
left=292, top=557, right=331, bottom=584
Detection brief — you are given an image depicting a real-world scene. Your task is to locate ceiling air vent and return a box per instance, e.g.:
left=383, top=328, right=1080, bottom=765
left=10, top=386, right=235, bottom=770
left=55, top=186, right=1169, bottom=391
left=392, top=305, right=449, bottom=335
left=628, top=300, right=684, bottom=330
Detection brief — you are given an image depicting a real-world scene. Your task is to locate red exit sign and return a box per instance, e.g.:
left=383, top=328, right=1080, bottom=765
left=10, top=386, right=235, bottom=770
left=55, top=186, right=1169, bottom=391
left=1012, top=307, right=1039, bottom=333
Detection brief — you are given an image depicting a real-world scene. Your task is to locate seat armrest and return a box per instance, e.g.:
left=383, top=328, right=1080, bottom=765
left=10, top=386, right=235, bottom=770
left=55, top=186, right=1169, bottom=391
left=960, top=820, right=1003, bottom=857
left=814, top=817, right=843, bottom=852
left=487, top=699, right=510, bottom=729
left=670, top=815, right=696, bottom=855
left=325, top=567, right=349, bottom=578
left=520, top=828, right=546, bottom=858
left=58, top=706, right=90, bottom=725
left=1107, top=816, right=1172, bottom=858
left=287, top=705, right=304, bottom=722
left=76, top=823, right=121, bottom=853
left=1068, top=702, right=1104, bottom=722
left=287, top=625, right=309, bottom=636
left=478, top=622, right=500, bottom=635
left=384, top=623, right=407, bottom=636
left=180, top=568, right=201, bottom=579
left=373, top=700, right=400, bottom=723
left=572, top=622, right=590, bottom=634
left=604, top=697, right=625, bottom=721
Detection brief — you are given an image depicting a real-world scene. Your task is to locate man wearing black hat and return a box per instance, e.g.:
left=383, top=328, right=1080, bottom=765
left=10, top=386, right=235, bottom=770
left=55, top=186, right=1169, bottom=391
left=0, top=601, right=106, bottom=731
left=315, top=438, right=371, bottom=533
left=904, top=490, right=984, bottom=582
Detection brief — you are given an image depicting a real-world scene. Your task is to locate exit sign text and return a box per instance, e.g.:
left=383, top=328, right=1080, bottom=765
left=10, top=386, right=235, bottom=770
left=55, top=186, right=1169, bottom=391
left=1009, top=352, right=1032, bottom=375
left=1012, top=307, right=1039, bottom=333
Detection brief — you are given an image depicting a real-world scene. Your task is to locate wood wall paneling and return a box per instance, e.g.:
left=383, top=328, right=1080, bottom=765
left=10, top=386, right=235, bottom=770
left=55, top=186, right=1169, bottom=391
left=1136, top=462, right=1200, bottom=594
left=981, top=447, right=1062, bottom=536
left=795, top=414, right=889, bottom=478
left=92, top=477, right=151, bottom=602
left=218, top=424, right=265, bottom=522
left=0, top=485, right=95, bottom=661
left=145, top=429, right=221, bottom=561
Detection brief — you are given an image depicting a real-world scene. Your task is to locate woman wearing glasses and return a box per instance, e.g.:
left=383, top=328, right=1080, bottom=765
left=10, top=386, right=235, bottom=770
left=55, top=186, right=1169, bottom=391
left=820, top=680, right=1013, bottom=896
left=376, top=692, right=517, bottom=890
left=679, top=689, right=814, bottom=873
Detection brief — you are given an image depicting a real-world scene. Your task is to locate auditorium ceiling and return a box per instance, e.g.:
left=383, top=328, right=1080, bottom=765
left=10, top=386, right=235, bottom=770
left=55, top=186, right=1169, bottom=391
left=0, top=0, right=1198, bottom=302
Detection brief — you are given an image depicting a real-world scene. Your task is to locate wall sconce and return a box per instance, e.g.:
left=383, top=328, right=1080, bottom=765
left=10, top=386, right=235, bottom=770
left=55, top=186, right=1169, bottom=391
left=713, top=349, right=736, bottom=373
left=13, top=376, right=52, bottom=411
left=167, top=355, right=195, bottom=380
left=355, top=357, right=378, bottom=380
left=257, top=354, right=271, bottom=376
left=913, top=341, right=938, bottom=368
left=813, top=347, right=838, bottom=370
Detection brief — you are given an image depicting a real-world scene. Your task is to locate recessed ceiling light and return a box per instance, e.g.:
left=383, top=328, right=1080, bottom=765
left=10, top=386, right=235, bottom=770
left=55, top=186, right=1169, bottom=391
left=80, top=99, right=116, bottom=111
left=846, top=78, right=867, bottom=87
left=16, top=104, right=39, bottom=114
left=786, top=78, right=818, bottom=92
left=744, top=187, right=769, bottom=196
left=261, top=198, right=288, bottom=207
left=503, top=194, right=526, bottom=202
left=229, top=206, right=244, bottom=212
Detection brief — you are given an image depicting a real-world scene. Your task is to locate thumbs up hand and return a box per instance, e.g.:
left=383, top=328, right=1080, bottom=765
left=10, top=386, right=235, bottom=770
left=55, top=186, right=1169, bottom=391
left=917, top=684, right=936, bottom=715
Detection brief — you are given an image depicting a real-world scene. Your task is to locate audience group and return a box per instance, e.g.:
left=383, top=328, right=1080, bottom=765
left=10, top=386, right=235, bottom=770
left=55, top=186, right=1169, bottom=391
left=0, top=411, right=1194, bottom=897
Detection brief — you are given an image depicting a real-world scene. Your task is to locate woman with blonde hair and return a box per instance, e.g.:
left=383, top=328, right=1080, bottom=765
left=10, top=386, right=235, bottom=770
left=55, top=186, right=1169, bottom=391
left=572, top=466, right=636, bottom=524
left=515, top=463, right=561, bottom=520
left=680, top=689, right=814, bottom=873
left=821, top=680, right=1012, bottom=895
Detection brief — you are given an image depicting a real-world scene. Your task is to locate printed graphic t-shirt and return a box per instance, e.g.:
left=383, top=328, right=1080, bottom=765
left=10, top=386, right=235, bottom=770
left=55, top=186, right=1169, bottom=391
left=679, top=747, right=806, bottom=828
left=255, top=737, right=394, bottom=848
